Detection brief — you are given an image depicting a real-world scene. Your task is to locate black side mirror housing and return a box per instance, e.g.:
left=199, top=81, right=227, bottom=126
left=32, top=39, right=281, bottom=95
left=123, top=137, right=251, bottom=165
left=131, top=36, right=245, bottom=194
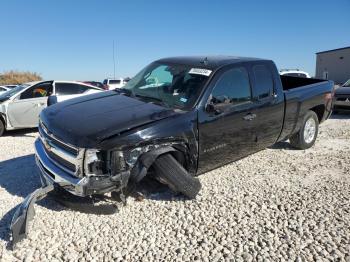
left=205, top=103, right=222, bottom=115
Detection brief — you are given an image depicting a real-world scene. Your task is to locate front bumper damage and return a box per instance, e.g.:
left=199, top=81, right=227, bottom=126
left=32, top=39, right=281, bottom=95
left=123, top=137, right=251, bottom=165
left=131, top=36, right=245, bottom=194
left=9, top=140, right=130, bottom=248
left=10, top=184, right=54, bottom=248
left=34, top=138, right=130, bottom=197
left=10, top=138, right=181, bottom=248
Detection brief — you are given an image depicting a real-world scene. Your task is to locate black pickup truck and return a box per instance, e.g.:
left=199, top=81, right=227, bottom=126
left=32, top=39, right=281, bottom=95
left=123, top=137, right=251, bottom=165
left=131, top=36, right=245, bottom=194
left=11, top=56, right=334, bottom=245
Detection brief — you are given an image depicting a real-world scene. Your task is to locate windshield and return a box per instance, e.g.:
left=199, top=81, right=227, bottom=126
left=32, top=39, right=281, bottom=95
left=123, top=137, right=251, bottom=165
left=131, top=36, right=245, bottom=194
left=343, top=79, right=350, bottom=87
left=0, top=84, right=28, bottom=100
left=122, top=62, right=211, bottom=110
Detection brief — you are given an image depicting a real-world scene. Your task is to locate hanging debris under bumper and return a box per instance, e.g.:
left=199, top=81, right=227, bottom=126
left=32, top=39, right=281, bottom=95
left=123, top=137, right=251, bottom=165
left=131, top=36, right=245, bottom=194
left=10, top=184, right=54, bottom=248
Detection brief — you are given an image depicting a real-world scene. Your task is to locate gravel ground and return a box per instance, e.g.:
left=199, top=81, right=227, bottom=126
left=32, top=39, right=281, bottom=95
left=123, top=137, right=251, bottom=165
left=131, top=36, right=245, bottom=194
left=0, top=116, right=350, bottom=261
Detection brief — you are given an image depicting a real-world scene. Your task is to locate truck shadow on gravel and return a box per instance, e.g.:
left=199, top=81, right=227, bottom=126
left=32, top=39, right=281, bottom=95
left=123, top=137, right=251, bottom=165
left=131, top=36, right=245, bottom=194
left=0, top=154, right=41, bottom=198
left=2, top=128, right=38, bottom=138
left=268, top=141, right=297, bottom=150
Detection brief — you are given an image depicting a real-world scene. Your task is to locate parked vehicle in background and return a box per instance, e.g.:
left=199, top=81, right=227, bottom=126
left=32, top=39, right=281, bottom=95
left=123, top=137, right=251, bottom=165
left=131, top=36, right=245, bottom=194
left=280, top=69, right=311, bottom=78
left=4, top=85, right=18, bottom=89
left=333, top=78, right=350, bottom=113
left=82, top=81, right=107, bottom=90
left=103, top=78, right=126, bottom=89
left=0, top=80, right=103, bottom=136
left=0, top=86, right=10, bottom=95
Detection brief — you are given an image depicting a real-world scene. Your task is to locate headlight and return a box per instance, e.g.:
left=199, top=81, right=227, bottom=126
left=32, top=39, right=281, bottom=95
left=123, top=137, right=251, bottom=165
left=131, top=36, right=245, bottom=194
left=84, top=149, right=104, bottom=176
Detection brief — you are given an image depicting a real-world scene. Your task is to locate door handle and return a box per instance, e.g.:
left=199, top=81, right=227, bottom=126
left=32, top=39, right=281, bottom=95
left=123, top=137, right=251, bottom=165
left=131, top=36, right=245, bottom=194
left=243, top=113, right=256, bottom=121
left=36, top=103, right=45, bottom=107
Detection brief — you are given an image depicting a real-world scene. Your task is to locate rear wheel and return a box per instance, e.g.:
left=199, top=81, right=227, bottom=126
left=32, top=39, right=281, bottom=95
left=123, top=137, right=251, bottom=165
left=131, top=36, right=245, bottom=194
left=0, top=120, right=5, bottom=137
left=153, top=154, right=201, bottom=199
left=289, top=111, right=319, bottom=149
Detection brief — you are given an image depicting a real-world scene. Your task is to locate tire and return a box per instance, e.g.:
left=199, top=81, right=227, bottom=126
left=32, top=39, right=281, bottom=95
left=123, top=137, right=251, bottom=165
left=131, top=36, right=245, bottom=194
left=0, top=119, right=4, bottom=137
left=153, top=154, right=201, bottom=199
left=289, top=110, right=319, bottom=150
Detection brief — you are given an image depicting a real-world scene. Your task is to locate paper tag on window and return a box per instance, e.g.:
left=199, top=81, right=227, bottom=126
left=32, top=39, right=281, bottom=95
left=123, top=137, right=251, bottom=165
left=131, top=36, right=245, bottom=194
left=180, top=97, right=188, bottom=103
left=189, top=68, right=212, bottom=76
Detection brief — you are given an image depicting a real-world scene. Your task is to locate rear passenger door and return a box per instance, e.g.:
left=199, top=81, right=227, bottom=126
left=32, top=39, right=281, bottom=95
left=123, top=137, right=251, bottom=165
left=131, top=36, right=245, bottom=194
left=198, top=66, right=257, bottom=173
left=249, top=63, right=284, bottom=149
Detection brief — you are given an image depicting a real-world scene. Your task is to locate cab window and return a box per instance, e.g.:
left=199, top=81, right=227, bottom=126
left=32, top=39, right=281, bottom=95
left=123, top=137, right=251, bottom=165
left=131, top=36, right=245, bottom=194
left=20, top=82, right=53, bottom=99
left=210, top=67, right=251, bottom=108
left=253, top=65, right=273, bottom=99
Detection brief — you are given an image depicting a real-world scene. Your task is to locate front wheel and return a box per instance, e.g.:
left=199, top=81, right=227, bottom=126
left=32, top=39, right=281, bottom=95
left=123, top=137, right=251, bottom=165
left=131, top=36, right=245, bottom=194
left=289, top=111, right=319, bottom=150
left=153, top=154, right=201, bottom=199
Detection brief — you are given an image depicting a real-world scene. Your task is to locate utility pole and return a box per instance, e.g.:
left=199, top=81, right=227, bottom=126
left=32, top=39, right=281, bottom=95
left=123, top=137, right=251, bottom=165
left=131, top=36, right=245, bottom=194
left=113, top=40, right=116, bottom=79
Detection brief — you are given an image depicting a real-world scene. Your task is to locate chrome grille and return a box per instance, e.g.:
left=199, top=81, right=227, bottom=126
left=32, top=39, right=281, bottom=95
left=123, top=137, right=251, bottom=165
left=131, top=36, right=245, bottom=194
left=38, top=121, right=84, bottom=177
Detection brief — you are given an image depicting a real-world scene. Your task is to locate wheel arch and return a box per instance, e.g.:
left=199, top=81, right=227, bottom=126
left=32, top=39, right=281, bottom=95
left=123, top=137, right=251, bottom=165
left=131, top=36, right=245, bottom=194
left=128, top=144, right=192, bottom=185
left=310, top=104, right=325, bottom=123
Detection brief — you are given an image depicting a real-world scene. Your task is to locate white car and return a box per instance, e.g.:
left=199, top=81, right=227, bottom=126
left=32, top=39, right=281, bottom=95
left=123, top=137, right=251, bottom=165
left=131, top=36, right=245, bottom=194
left=0, top=86, right=10, bottom=95
left=103, top=78, right=126, bottom=90
left=0, top=80, right=103, bottom=136
left=279, top=69, right=311, bottom=78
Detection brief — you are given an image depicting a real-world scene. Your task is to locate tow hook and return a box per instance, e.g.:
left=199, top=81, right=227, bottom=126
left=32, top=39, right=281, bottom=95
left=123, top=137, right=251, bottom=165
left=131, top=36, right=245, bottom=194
left=10, top=184, right=54, bottom=248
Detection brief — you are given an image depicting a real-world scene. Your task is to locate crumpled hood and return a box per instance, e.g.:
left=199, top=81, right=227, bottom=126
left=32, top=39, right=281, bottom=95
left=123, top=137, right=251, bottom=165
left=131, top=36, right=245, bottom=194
left=40, top=91, right=178, bottom=148
left=335, top=86, right=350, bottom=95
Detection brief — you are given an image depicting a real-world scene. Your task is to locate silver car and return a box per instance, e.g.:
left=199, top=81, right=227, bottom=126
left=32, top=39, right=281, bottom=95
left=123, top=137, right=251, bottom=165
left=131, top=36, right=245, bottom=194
left=0, top=80, right=103, bottom=136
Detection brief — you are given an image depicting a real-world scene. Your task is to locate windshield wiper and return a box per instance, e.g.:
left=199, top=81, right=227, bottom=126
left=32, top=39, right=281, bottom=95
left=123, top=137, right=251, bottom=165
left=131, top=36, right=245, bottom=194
left=134, top=94, right=169, bottom=107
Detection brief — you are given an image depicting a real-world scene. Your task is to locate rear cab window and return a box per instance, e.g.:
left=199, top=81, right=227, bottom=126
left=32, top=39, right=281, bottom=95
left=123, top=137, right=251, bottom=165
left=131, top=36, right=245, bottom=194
left=252, top=65, right=274, bottom=100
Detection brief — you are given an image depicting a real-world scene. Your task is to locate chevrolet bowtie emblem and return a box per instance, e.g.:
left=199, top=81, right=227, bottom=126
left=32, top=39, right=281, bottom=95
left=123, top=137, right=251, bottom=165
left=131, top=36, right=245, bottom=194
left=42, top=137, right=52, bottom=151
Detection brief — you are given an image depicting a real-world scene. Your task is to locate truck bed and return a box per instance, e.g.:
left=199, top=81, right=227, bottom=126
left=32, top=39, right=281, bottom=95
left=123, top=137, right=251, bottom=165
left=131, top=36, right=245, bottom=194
left=280, top=75, right=327, bottom=91
left=278, top=76, right=333, bottom=142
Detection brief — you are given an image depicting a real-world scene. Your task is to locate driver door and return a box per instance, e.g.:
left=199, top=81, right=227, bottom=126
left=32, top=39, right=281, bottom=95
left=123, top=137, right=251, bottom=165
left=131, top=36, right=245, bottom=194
left=197, top=66, right=257, bottom=173
left=7, top=81, right=53, bottom=128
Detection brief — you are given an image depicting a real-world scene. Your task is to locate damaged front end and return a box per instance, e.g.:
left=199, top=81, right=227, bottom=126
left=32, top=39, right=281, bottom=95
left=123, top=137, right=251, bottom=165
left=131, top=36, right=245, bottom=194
left=10, top=122, right=182, bottom=247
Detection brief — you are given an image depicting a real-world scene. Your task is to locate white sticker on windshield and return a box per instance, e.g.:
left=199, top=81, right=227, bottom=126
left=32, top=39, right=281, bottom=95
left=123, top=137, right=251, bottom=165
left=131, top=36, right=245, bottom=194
left=180, top=97, right=188, bottom=103
left=189, top=68, right=212, bottom=76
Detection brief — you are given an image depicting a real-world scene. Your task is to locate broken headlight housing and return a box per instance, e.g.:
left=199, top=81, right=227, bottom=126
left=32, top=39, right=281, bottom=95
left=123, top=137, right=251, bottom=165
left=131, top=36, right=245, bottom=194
left=124, top=144, right=161, bottom=167
left=84, top=149, right=105, bottom=176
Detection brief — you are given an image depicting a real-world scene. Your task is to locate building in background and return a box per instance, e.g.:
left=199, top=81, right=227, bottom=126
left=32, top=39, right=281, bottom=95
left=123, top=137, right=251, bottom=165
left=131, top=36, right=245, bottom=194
left=315, top=46, right=350, bottom=84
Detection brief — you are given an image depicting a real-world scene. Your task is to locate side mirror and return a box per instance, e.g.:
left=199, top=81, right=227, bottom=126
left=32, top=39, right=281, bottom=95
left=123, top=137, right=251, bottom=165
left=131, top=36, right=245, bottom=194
left=205, top=103, right=222, bottom=115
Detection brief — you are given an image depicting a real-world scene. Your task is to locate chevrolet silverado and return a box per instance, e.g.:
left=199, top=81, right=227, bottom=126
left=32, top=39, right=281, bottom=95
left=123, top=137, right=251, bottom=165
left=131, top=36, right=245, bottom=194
left=11, top=56, right=334, bottom=245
